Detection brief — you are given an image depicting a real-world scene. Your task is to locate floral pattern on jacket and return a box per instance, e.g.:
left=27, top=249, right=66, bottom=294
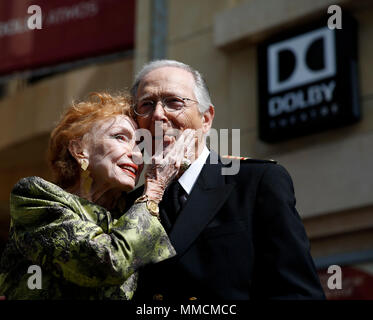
left=0, top=176, right=176, bottom=300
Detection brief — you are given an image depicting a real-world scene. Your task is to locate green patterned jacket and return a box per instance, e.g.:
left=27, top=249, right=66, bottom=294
left=0, top=176, right=176, bottom=300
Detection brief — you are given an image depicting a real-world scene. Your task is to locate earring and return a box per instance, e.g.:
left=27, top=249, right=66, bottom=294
left=80, top=159, right=92, bottom=196
left=81, top=159, right=89, bottom=171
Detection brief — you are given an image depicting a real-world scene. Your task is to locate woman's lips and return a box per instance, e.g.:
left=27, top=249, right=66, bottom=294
left=118, top=163, right=138, bottom=178
left=120, top=167, right=136, bottom=179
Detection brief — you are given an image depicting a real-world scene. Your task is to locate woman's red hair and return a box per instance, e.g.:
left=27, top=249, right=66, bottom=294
left=48, top=92, right=134, bottom=189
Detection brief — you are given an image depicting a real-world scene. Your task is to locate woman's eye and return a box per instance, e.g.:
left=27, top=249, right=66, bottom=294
left=114, top=134, right=128, bottom=141
left=140, top=101, right=154, bottom=107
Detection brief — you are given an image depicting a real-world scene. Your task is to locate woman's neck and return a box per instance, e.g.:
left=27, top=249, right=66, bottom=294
left=67, top=180, right=122, bottom=211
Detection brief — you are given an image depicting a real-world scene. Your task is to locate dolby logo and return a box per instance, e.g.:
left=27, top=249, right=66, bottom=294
left=257, top=15, right=360, bottom=143
left=268, top=27, right=336, bottom=94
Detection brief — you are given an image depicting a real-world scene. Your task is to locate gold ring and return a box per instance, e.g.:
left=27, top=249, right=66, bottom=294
left=181, top=158, right=191, bottom=171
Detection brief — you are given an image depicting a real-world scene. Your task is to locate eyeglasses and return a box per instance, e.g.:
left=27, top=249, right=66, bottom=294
left=133, top=96, right=199, bottom=117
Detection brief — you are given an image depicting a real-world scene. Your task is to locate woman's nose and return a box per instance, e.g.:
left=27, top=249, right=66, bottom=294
left=130, top=146, right=143, bottom=166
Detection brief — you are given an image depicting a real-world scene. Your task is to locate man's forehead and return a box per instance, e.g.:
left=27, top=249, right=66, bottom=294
left=138, top=66, right=195, bottom=93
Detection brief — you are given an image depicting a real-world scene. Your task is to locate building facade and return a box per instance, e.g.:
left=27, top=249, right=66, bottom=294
left=1, top=0, right=373, bottom=299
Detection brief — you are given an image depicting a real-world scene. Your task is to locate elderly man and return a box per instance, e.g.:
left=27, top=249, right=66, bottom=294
left=129, top=59, right=325, bottom=300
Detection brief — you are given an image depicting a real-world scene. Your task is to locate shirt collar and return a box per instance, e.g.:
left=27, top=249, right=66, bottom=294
left=178, top=146, right=210, bottom=195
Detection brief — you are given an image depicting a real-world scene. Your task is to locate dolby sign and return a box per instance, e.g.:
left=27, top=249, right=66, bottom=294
left=257, top=15, right=360, bottom=143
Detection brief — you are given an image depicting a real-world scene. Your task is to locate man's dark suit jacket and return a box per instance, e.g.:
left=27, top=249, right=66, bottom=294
left=130, top=154, right=325, bottom=300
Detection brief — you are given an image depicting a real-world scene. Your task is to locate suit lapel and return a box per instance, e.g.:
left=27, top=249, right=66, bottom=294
left=169, top=156, right=236, bottom=257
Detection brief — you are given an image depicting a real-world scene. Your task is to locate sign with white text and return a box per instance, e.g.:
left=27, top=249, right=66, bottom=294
left=0, top=0, right=134, bottom=75
left=257, top=15, right=360, bottom=143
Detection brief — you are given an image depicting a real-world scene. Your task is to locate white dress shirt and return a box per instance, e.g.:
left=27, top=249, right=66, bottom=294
left=178, top=146, right=210, bottom=195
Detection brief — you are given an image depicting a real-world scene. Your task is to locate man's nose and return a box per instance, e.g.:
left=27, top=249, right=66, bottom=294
left=152, top=101, right=168, bottom=121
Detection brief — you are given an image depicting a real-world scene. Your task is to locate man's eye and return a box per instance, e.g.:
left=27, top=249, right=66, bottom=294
left=165, top=97, right=184, bottom=109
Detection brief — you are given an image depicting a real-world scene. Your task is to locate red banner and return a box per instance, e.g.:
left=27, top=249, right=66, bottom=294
left=0, top=0, right=135, bottom=75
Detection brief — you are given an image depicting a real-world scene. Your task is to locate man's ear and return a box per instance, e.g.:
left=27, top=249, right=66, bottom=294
left=68, top=139, right=88, bottom=163
left=202, top=105, right=215, bottom=134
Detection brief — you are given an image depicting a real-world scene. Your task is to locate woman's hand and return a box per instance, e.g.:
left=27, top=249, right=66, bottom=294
left=143, top=129, right=196, bottom=202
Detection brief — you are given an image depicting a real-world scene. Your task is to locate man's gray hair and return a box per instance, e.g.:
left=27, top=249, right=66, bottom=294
left=130, top=60, right=213, bottom=113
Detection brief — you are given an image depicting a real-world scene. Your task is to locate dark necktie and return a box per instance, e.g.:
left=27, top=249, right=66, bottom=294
left=163, top=181, right=188, bottom=226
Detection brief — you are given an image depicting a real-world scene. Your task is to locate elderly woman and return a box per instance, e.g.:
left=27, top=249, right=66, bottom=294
left=0, top=92, right=194, bottom=300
